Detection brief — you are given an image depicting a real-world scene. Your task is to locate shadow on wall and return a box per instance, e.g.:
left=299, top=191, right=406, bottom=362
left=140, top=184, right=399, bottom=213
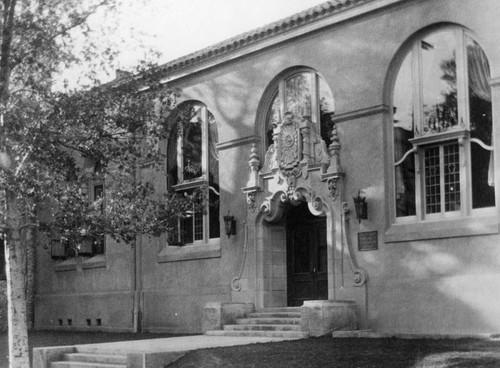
left=372, top=236, right=500, bottom=335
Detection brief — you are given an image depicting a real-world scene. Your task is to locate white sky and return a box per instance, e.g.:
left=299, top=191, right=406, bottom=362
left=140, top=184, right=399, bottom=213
left=114, top=0, right=327, bottom=73
left=59, top=0, right=328, bottom=89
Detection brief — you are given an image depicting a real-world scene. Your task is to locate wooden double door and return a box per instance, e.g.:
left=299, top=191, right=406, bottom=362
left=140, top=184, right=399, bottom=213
left=286, top=203, right=328, bottom=306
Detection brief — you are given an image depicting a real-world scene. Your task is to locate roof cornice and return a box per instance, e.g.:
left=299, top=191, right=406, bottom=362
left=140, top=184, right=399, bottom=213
left=116, top=0, right=407, bottom=89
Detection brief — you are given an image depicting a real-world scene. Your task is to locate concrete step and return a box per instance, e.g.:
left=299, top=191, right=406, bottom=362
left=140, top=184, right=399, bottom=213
left=247, top=312, right=301, bottom=318
left=51, top=361, right=126, bottom=368
left=236, top=317, right=301, bottom=325
left=224, top=324, right=302, bottom=331
left=255, top=307, right=301, bottom=313
left=64, top=354, right=127, bottom=364
left=205, top=330, right=309, bottom=339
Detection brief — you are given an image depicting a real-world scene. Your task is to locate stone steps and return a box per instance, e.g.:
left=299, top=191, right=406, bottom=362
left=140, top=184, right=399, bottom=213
left=235, top=317, right=301, bottom=325
left=224, top=323, right=302, bottom=331
left=205, top=329, right=309, bottom=338
left=205, top=307, right=308, bottom=339
left=50, top=353, right=127, bottom=368
left=255, top=307, right=301, bottom=313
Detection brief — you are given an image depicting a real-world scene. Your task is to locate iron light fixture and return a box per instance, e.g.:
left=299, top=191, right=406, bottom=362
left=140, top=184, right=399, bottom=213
left=50, top=239, right=66, bottom=260
left=352, top=190, right=368, bottom=223
left=223, top=212, right=236, bottom=238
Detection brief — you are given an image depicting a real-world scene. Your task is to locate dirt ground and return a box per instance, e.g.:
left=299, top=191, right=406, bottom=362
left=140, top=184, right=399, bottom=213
left=1, top=331, right=499, bottom=367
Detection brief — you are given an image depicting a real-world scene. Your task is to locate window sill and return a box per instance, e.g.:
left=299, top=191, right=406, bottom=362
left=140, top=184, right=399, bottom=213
left=385, top=214, right=498, bottom=243
left=158, top=241, right=221, bottom=263
left=54, top=255, right=107, bottom=272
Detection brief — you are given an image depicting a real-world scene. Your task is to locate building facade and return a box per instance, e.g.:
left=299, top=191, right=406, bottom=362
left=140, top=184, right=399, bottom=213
left=34, top=0, right=500, bottom=336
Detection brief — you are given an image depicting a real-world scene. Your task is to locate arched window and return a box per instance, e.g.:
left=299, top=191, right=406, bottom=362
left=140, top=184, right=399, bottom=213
left=392, top=27, right=494, bottom=221
left=264, top=69, right=335, bottom=149
left=167, top=101, right=220, bottom=244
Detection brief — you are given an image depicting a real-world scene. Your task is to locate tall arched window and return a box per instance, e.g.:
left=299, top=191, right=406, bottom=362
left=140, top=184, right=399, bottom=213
left=167, top=101, right=220, bottom=244
left=392, top=27, right=495, bottom=221
left=264, top=69, right=335, bottom=149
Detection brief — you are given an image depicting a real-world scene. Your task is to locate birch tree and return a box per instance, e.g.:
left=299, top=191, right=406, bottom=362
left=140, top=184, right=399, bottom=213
left=0, top=1, right=183, bottom=367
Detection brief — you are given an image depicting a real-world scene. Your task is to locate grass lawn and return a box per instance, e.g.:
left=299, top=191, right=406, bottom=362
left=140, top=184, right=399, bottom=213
left=168, top=336, right=500, bottom=368
left=1, top=331, right=499, bottom=367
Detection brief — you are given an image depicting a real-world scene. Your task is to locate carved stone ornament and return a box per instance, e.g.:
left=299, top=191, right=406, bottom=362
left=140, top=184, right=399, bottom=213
left=327, top=177, right=339, bottom=200
left=279, top=114, right=300, bottom=170
left=246, top=191, right=257, bottom=212
left=282, top=167, right=302, bottom=200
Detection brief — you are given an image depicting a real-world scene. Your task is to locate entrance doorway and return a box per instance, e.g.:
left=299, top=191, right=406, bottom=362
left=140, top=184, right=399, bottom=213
left=286, top=202, right=328, bottom=306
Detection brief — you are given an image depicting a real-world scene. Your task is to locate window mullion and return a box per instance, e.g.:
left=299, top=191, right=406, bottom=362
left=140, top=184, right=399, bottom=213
left=201, top=106, right=210, bottom=241
left=415, top=149, right=423, bottom=219
left=456, top=28, right=469, bottom=129
left=456, top=29, right=471, bottom=214
left=413, top=40, right=424, bottom=136
left=460, top=141, right=469, bottom=216
left=311, top=73, right=319, bottom=124
left=177, top=123, right=183, bottom=182
left=439, top=145, right=446, bottom=213
left=413, top=41, right=424, bottom=219
left=279, top=79, right=286, bottom=119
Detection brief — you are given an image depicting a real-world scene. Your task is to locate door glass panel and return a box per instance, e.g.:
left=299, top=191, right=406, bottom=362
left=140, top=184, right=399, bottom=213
left=317, top=227, right=327, bottom=273
left=421, top=31, right=458, bottom=132
left=293, top=229, right=310, bottom=273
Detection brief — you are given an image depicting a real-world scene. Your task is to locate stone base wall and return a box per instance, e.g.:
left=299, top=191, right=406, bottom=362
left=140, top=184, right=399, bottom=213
left=301, top=300, right=357, bottom=337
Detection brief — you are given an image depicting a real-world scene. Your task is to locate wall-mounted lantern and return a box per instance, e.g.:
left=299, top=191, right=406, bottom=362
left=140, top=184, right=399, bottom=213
left=352, top=190, right=368, bottom=223
left=78, top=236, right=94, bottom=256
left=223, top=212, right=236, bottom=238
left=50, top=239, right=66, bottom=260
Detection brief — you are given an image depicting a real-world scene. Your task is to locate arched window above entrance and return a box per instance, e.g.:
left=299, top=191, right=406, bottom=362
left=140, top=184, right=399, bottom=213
left=263, top=68, right=335, bottom=149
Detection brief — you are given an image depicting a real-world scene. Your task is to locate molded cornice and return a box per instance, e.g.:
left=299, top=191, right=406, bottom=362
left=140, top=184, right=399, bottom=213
left=110, top=0, right=407, bottom=89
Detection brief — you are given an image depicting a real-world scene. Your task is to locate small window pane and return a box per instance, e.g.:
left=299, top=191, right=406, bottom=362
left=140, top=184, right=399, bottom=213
left=285, top=73, right=312, bottom=118
left=394, top=54, right=416, bottom=217
left=319, top=76, right=335, bottom=146
left=209, top=187, right=220, bottom=239
left=266, top=93, right=280, bottom=145
left=181, top=215, right=193, bottom=244
left=421, top=31, right=458, bottom=132
left=208, top=112, right=219, bottom=186
left=194, top=209, right=203, bottom=241
left=467, top=37, right=495, bottom=209
left=425, top=146, right=441, bottom=214
left=444, top=143, right=460, bottom=212
left=182, top=106, right=203, bottom=181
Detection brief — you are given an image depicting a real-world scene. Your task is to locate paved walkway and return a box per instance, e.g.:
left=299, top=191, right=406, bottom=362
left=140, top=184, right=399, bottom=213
left=72, top=334, right=299, bottom=355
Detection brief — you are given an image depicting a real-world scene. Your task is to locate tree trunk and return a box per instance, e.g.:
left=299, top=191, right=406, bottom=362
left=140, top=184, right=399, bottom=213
left=5, top=191, right=29, bottom=368
left=24, top=222, right=35, bottom=331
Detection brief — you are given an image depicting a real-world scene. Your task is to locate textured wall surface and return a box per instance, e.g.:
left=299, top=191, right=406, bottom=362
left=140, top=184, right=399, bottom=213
left=33, top=0, right=500, bottom=336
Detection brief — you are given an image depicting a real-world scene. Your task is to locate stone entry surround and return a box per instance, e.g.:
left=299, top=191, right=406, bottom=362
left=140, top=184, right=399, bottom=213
left=202, top=301, right=358, bottom=337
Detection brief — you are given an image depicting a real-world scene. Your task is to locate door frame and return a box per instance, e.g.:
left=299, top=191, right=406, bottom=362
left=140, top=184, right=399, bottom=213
left=286, top=206, right=328, bottom=306
left=252, top=189, right=337, bottom=309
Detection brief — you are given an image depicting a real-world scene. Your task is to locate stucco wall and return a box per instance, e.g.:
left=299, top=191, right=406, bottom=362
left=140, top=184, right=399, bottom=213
left=34, top=0, right=500, bottom=335
left=34, top=236, right=135, bottom=332
left=0, top=281, right=6, bottom=331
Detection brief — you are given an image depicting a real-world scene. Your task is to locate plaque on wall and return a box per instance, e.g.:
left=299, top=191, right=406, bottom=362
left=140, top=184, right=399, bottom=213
left=358, top=231, right=378, bottom=251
